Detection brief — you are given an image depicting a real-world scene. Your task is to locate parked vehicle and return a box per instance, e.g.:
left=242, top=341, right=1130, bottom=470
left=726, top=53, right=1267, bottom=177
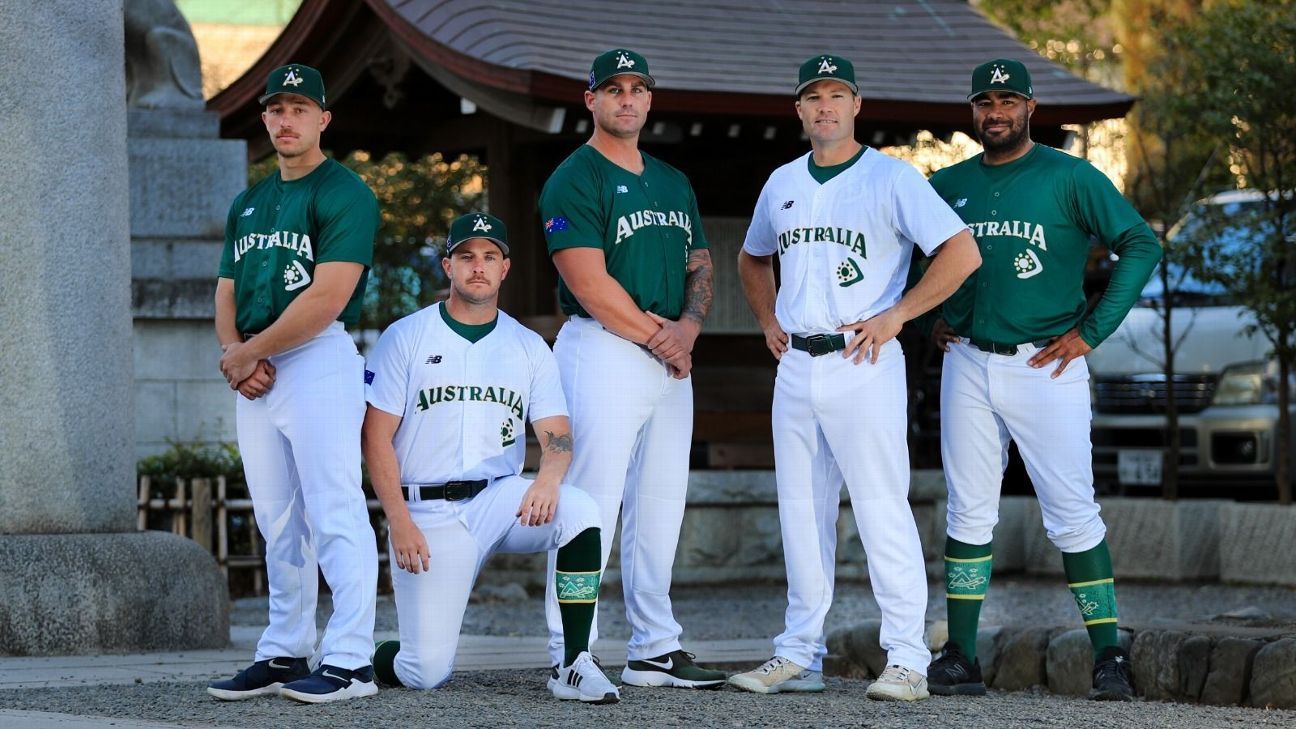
left=1087, top=191, right=1296, bottom=494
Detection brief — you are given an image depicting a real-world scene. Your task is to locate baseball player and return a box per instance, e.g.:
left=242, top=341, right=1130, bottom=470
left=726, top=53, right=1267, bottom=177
left=208, top=64, right=380, bottom=704
left=730, top=54, right=981, bottom=701
left=362, top=213, right=618, bottom=703
left=923, top=59, right=1161, bottom=701
left=537, top=48, right=724, bottom=689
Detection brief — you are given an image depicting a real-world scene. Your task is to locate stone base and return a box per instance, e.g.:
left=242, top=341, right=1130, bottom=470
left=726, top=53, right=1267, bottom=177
left=0, top=532, right=228, bottom=656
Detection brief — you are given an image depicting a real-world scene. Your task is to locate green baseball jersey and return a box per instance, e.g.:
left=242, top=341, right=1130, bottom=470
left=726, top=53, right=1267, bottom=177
left=929, top=144, right=1161, bottom=347
left=218, top=158, right=378, bottom=333
left=539, top=145, right=708, bottom=320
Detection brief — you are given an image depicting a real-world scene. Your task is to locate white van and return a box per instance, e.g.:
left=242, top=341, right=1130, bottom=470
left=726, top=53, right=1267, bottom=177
left=1086, top=191, right=1295, bottom=493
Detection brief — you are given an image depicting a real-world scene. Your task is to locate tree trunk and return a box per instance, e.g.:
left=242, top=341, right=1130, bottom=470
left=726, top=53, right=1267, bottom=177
left=1277, top=354, right=1292, bottom=505
left=1159, top=239, right=1180, bottom=500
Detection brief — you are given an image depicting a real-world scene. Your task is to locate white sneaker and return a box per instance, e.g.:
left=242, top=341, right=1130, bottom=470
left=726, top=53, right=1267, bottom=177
left=728, top=656, right=825, bottom=694
left=865, top=664, right=930, bottom=702
left=550, top=652, right=620, bottom=704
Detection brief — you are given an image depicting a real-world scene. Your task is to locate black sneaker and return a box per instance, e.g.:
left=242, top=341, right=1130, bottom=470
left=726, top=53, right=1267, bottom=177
left=621, top=649, right=726, bottom=689
left=927, top=641, right=986, bottom=696
left=279, top=664, right=379, bottom=704
left=1090, top=646, right=1134, bottom=701
left=207, top=657, right=309, bottom=700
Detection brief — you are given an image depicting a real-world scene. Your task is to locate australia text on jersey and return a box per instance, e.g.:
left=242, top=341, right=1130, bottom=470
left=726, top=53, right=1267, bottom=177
left=777, top=225, right=867, bottom=258
left=965, top=219, right=1048, bottom=250
left=414, top=384, right=525, bottom=420
left=232, top=230, right=315, bottom=262
left=614, top=209, right=694, bottom=245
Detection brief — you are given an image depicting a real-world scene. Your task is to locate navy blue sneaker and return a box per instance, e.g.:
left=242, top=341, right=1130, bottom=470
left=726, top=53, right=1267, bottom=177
left=279, top=664, right=379, bottom=704
left=207, top=657, right=309, bottom=701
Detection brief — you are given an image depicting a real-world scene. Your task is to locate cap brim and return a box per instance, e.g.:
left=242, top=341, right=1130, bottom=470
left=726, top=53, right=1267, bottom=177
left=967, top=87, right=1032, bottom=101
left=594, top=71, right=656, bottom=89
left=258, top=91, right=325, bottom=108
left=794, top=78, right=859, bottom=96
left=446, top=237, right=510, bottom=256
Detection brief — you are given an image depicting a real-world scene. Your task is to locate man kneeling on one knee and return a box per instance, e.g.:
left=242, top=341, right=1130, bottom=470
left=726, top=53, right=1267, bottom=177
left=362, top=212, right=619, bottom=703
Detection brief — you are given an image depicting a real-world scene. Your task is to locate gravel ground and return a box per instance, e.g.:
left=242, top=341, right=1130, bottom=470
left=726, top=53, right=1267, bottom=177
left=230, top=578, right=1296, bottom=641
left=1, top=673, right=1291, bottom=729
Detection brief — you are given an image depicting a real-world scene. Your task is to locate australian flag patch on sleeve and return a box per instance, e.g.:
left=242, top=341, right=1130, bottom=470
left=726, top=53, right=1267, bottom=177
left=544, top=216, right=569, bottom=234
left=364, top=369, right=375, bottom=385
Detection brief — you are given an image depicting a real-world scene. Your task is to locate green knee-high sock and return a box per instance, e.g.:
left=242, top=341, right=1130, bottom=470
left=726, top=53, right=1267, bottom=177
left=1062, top=539, right=1120, bottom=658
left=945, top=537, right=993, bottom=661
left=556, top=527, right=602, bottom=666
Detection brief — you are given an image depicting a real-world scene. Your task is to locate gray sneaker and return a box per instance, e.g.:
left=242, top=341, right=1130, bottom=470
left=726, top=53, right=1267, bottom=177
left=728, top=656, right=825, bottom=694
left=865, top=664, right=930, bottom=702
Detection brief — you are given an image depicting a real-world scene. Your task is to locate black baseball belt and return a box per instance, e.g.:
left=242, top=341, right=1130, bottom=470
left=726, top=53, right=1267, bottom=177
left=790, top=333, right=847, bottom=357
left=402, top=480, right=488, bottom=502
left=967, top=338, right=1054, bottom=357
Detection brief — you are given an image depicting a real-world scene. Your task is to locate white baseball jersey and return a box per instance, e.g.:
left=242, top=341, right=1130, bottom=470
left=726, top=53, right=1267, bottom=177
left=742, top=149, right=968, bottom=334
left=365, top=303, right=567, bottom=483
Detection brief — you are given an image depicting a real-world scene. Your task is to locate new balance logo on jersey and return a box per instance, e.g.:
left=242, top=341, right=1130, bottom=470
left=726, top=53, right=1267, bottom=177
left=781, top=200, right=795, bottom=210
left=283, top=69, right=304, bottom=87
left=616, top=52, right=636, bottom=69
left=616, top=185, right=629, bottom=194
left=954, top=198, right=967, bottom=208
left=989, top=65, right=1011, bottom=85
left=424, top=355, right=442, bottom=365
left=966, top=220, right=1048, bottom=250
left=241, top=207, right=255, bottom=217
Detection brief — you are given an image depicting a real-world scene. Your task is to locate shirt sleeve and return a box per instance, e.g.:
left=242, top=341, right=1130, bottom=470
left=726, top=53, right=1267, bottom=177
left=526, top=336, right=568, bottom=423
left=741, top=184, right=777, bottom=256
left=365, top=321, right=411, bottom=417
left=891, top=163, right=969, bottom=257
left=217, top=194, right=242, bottom=279
left=313, top=174, right=378, bottom=267
left=539, top=162, right=608, bottom=253
left=685, top=179, right=709, bottom=251
left=1069, top=163, right=1164, bottom=347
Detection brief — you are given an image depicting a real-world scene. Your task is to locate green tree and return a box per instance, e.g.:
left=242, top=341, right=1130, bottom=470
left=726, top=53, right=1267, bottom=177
left=1165, top=0, right=1296, bottom=503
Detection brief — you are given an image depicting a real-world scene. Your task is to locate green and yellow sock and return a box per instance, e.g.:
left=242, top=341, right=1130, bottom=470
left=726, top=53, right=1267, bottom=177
left=1062, top=539, right=1120, bottom=658
left=556, top=527, right=601, bottom=666
left=945, top=536, right=993, bottom=661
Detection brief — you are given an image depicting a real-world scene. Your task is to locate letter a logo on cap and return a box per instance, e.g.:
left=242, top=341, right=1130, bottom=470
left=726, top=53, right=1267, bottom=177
left=818, top=58, right=838, bottom=75
left=989, top=64, right=1011, bottom=85
left=616, top=52, right=635, bottom=69
left=472, top=215, right=492, bottom=232
left=283, top=68, right=304, bottom=87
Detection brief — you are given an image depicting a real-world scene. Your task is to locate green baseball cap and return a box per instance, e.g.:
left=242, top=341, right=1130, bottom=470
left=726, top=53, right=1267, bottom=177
left=259, top=64, right=327, bottom=108
left=795, top=54, right=858, bottom=96
left=588, top=48, right=655, bottom=90
left=446, top=212, right=509, bottom=256
left=968, top=58, right=1033, bottom=100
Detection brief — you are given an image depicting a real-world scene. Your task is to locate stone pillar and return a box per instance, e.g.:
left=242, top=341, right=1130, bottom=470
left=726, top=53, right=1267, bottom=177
left=0, top=0, right=227, bottom=655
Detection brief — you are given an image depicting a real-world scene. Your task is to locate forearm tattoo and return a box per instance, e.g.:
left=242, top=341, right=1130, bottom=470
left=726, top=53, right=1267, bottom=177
left=683, top=249, right=714, bottom=325
left=542, top=430, right=573, bottom=454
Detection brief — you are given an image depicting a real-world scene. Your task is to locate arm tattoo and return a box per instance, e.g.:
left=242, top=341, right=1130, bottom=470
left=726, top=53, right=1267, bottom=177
left=542, top=430, right=573, bottom=453
left=683, top=249, right=714, bottom=326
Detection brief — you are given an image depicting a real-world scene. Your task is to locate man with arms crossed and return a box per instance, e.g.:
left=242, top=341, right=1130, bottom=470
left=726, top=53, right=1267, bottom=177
left=208, top=64, right=379, bottom=704
left=363, top=212, right=617, bottom=703
left=730, top=55, right=981, bottom=701
left=925, top=59, right=1160, bottom=701
left=539, top=48, right=724, bottom=689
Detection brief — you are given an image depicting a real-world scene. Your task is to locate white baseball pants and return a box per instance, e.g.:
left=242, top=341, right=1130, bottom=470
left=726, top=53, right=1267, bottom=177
left=940, top=340, right=1105, bottom=552
left=392, top=476, right=600, bottom=689
left=771, top=339, right=930, bottom=675
left=236, top=322, right=378, bottom=670
left=544, top=315, right=693, bottom=664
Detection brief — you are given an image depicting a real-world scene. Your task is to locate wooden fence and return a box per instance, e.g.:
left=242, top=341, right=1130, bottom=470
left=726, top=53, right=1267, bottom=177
left=136, top=475, right=391, bottom=596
